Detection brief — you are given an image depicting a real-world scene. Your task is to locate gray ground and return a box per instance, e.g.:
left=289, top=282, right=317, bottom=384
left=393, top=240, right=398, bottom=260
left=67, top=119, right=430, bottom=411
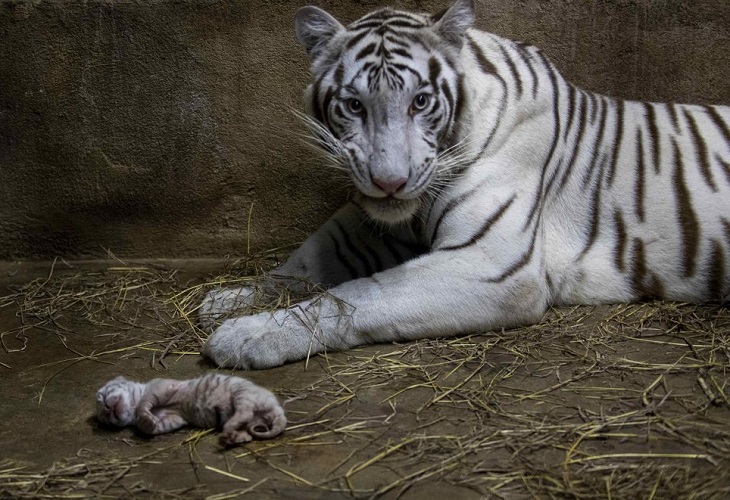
left=1, top=259, right=729, bottom=498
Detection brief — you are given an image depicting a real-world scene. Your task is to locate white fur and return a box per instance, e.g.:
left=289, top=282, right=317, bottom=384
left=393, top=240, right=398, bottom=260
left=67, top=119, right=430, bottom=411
left=95, top=374, right=286, bottom=444
left=202, top=0, right=730, bottom=369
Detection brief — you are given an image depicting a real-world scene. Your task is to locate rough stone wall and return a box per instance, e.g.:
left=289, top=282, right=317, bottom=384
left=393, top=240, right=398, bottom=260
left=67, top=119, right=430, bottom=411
left=0, top=0, right=728, bottom=260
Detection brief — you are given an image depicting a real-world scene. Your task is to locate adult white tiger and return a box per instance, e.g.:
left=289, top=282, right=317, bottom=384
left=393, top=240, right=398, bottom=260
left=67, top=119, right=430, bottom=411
left=201, top=0, right=730, bottom=369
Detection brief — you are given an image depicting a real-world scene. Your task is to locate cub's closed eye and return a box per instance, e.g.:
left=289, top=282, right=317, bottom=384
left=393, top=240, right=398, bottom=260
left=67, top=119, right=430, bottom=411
left=346, top=98, right=364, bottom=115
left=411, top=93, right=430, bottom=113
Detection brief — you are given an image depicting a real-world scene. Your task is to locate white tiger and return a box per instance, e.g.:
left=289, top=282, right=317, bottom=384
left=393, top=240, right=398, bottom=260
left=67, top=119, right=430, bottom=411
left=201, top=0, right=730, bottom=369
left=95, top=373, right=286, bottom=445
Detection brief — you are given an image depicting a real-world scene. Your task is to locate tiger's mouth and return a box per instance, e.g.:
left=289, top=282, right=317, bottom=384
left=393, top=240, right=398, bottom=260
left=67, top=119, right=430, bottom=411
left=355, top=192, right=420, bottom=224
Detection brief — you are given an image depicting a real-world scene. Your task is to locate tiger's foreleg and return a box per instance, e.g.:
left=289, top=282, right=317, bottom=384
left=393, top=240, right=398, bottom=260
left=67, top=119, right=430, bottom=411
left=199, top=203, right=425, bottom=330
left=138, top=410, right=188, bottom=435
left=203, top=247, right=549, bottom=369
left=135, top=380, right=188, bottom=435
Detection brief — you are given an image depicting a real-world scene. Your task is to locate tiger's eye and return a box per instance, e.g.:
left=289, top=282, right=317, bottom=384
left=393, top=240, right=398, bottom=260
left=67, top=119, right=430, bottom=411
left=347, top=99, right=364, bottom=115
left=411, top=93, right=430, bottom=112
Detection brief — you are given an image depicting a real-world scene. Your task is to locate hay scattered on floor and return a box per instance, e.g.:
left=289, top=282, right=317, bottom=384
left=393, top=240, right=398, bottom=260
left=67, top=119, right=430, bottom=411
left=0, top=254, right=330, bottom=367
left=1, top=258, right=729, bottom=498
left=244, top=302, right=730, bottom=498
left=0, top=449, right=202, bottom=499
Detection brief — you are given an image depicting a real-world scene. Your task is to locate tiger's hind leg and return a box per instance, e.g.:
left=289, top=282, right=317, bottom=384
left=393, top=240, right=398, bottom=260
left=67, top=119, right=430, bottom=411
left=218, top=386, right=286, bottom=446
left=218, top=403, right=255, bottom=447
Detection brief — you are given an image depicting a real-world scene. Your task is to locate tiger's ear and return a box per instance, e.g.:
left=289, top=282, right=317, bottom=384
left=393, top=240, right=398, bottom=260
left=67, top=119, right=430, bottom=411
left=295, top=6, right=345, bottom=59
left=432, top=0, right=475, bottom=48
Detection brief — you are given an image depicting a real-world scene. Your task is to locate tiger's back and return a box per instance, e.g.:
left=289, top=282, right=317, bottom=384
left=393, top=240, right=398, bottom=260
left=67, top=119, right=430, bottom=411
left=550, top=98, right=730, bottom=304
left=420, top=27, right=730, bottom=305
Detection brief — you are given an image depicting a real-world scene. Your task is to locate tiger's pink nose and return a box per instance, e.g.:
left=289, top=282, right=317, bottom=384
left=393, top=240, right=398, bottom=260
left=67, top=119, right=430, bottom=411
left=372, top=177, right=407, bottom=195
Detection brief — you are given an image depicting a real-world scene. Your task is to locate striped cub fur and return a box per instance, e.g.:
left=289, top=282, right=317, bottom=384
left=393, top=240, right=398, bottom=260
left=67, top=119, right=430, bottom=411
left=201, top=0, right=730, bottom=369
left=95, top=373, right=286, bottom=446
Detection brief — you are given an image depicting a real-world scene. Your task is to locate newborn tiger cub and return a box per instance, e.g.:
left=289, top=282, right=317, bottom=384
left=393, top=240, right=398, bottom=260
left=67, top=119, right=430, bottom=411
left=95, top=373, right=286, bottom=446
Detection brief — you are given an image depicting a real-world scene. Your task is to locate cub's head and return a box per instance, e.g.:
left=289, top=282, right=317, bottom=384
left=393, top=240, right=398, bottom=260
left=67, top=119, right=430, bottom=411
left=95, top=376, right=140, bottom=428
left=295, top=0, right=474, bottom=224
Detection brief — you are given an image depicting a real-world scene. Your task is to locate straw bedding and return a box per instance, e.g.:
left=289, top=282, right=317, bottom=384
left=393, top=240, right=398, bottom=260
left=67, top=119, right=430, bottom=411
left=1, top=256, right=728, bottom=498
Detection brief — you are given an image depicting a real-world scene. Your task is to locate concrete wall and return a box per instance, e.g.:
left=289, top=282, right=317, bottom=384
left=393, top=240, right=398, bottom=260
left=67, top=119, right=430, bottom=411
left=1, top=0, right=728, bottom=260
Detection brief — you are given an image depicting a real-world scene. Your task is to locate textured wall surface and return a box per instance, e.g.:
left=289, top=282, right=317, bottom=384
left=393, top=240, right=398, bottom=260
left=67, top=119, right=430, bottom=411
left=1, top=0, right=728, bottom=259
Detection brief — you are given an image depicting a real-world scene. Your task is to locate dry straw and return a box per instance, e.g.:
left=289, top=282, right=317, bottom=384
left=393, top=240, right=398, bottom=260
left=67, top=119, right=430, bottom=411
left=1, top=255, right=729, bottom=498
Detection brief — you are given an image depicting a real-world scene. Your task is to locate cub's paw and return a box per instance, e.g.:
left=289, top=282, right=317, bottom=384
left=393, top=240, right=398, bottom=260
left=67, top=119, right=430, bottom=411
left=219, top=429, right=252, bottom=447
left=137, top=412, right=161, bottom=435
left=202, top=312, right=294, bottom=370
left=198, top=286, right=257, bottom=331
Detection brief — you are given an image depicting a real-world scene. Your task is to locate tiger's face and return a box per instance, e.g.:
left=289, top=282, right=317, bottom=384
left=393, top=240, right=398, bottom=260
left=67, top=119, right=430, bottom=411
left=296, top=0, right=474, bottom=224
left=95, top=376, right=139, bottom=427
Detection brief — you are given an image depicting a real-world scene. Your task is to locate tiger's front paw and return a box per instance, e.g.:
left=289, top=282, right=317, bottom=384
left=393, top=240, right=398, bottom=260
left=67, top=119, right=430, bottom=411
left=198, top=286, right=257, bottom=331
left=202, top=312, right=295, bottom=370
left=137, top=411, right=160, bottom=435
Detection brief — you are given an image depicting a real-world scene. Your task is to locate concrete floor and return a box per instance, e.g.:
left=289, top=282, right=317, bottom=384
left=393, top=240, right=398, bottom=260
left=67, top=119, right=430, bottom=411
left=1, top=260, right=729, bottom=498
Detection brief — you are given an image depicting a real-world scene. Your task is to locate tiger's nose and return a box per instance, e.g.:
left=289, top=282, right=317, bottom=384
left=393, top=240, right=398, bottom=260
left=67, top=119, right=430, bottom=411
left=372, top=177, right=407, bottom=195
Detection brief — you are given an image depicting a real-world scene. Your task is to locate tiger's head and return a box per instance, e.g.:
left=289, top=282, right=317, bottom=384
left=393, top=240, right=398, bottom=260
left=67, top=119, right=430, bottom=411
left=295, top=0, right=474, bottom=224
left=95, top=376, right=142, bottom=428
